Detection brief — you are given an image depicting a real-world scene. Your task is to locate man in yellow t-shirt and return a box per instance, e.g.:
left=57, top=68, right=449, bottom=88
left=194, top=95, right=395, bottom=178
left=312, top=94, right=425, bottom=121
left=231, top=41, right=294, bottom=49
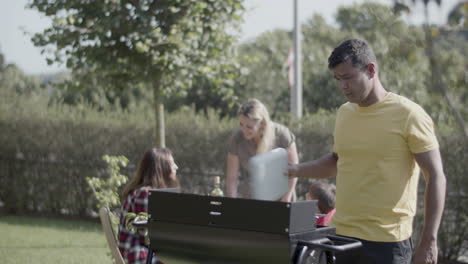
left=289, top=38, right=446, bottom=264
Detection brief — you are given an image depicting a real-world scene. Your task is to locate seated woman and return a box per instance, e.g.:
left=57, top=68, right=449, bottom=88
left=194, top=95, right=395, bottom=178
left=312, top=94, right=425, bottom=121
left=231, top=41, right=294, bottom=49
left=118, top=148, right=179, bottom=264
left=306, top=181, right=336, bottom=226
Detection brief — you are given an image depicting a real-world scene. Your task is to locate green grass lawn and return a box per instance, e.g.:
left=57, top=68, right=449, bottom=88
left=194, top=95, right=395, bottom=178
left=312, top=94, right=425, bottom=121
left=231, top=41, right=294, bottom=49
left=0, top=215, right=198, bottom=264
left=0, top=215, right=111, bottom=264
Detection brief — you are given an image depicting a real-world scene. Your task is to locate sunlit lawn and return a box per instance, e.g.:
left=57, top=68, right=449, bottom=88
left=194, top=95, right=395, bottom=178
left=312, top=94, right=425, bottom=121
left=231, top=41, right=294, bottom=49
left=0, top=215, right=198, bottom=264
left=0, top=215, right=111, bottom=264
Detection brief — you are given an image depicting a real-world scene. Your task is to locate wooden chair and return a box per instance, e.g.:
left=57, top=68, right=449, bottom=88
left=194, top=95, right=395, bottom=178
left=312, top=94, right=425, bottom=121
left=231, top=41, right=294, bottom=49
left=99, top=207, right=126, bottom=264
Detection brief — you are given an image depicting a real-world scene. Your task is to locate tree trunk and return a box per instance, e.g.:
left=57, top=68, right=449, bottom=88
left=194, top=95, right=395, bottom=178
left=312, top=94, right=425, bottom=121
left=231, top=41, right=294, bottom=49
left=153, top=81, right=166, bottom=148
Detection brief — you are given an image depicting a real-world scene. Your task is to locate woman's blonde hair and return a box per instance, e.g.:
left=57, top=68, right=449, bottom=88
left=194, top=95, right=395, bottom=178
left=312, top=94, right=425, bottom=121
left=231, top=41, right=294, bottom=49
left=121, top=148, right=178, bottom=200
left=238, top=98, right=274, bottom=154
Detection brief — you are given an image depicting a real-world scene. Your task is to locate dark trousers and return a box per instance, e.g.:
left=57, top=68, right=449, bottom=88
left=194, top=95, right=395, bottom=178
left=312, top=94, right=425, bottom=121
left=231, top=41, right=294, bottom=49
left=335, top=237, right=413, bottom=264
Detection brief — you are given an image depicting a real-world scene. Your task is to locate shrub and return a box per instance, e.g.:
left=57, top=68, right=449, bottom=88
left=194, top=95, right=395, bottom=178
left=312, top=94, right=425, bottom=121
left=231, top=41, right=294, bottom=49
left=86, top=155, right=129, bottom=209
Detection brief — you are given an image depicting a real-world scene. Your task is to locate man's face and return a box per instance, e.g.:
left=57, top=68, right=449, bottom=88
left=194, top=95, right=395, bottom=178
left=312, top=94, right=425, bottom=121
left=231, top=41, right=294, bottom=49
left=331, top=61, right=372, bottom=106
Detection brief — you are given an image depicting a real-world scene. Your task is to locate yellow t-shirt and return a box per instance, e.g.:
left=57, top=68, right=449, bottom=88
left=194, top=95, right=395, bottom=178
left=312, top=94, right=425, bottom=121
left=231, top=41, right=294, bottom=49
left=332, top=92, right=439, bottom=242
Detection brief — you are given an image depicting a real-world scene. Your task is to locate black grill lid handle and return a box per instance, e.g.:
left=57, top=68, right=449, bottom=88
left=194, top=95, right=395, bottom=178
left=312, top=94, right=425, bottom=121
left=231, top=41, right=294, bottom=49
left=297, top=235, right=362, bottom=252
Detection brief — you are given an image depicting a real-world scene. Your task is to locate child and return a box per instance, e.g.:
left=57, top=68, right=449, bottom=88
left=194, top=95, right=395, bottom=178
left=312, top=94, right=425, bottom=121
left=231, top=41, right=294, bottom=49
left=306, top=181, right=336, bottom=226
left=118, top=148, right=179, bottom=264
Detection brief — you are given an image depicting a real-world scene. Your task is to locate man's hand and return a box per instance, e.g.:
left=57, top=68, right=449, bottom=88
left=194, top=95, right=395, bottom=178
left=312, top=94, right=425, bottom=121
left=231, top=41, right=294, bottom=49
left=413, top=239, right=438, bottom=264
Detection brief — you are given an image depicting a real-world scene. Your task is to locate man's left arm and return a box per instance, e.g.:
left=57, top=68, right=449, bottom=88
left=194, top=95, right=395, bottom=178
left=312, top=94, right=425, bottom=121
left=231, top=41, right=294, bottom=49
left=413, top=148, right=446, bottom=264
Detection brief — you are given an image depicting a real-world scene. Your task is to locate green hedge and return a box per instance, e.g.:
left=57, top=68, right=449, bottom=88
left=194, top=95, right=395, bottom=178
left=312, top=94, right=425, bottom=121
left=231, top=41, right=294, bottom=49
left=0, top=100, right=466, bottom=216
left=0, top=95, right=337, bottom=215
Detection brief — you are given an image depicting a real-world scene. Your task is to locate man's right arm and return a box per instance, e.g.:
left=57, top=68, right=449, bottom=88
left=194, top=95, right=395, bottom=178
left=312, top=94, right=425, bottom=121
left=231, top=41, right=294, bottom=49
left=289, top=153, right=338, bottom=179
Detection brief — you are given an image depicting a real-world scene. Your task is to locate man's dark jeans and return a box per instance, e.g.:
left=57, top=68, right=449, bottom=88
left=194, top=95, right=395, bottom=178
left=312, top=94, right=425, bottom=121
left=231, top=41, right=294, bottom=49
left=335, top=237, right=413, bottom=264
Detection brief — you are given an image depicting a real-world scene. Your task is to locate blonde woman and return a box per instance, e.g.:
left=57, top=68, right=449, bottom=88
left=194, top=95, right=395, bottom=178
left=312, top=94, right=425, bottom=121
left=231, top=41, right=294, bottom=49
left=226, top=98, right=298, bottom=202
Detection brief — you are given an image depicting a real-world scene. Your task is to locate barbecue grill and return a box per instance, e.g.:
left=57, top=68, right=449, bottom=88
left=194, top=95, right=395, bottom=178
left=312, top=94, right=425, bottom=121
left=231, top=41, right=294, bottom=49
left=146, top=190, right=361, bottom=264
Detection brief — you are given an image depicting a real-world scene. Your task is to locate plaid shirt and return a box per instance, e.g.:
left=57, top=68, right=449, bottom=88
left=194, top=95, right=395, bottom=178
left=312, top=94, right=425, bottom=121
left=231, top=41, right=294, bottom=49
left=118, top=187, right=157, bottom=264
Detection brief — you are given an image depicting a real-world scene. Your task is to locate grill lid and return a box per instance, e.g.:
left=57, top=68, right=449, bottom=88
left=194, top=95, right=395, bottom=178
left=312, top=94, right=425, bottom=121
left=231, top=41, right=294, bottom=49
left=148, top=190, right=317, bottom=234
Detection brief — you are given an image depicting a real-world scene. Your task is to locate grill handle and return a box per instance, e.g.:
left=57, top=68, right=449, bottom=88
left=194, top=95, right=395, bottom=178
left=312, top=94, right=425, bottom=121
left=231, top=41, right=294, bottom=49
left=297, top=235, right=362, bottom=252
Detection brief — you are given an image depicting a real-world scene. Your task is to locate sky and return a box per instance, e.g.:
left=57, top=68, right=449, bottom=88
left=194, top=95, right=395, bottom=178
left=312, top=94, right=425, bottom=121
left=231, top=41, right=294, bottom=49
left=0, top=0, right=460, bottom=75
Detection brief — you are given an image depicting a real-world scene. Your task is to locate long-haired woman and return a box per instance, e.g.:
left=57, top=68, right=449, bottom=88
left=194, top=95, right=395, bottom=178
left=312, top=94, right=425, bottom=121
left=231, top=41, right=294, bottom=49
left=225, top=98, right=298, bottom=201
left=118, top=148, right=178, bottom=264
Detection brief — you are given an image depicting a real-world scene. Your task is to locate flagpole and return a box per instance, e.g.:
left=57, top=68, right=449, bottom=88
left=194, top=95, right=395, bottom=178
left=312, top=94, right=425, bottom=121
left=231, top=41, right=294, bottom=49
left=292, top=0, right=302, bottom=118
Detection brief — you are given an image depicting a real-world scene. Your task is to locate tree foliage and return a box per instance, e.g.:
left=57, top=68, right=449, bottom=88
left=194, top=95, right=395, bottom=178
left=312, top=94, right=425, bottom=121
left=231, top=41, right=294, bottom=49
left=29, top=0, right=244, bottom=84
left=235, top=2, right=466, bottom=131
left=0, top=51, right=44, bottom=98
left=48, top=69, right=152, bottom=111
left=164, top=55, right=247, bottom=117
left=236, top=3, right=429, bottom=114
left=28, top=0, right=246, bottom=145
left=235, top=29, right=293, bottom=115
left=390, top=0, right=468, bottom=138
left=447, top=1, right=468, bottom=28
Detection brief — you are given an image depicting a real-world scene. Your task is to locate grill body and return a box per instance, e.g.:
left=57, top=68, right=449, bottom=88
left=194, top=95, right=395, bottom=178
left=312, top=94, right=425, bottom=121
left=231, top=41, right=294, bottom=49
left=147, top=191, right=352, bottom=264
left=147, top=190, right=361, bottom=264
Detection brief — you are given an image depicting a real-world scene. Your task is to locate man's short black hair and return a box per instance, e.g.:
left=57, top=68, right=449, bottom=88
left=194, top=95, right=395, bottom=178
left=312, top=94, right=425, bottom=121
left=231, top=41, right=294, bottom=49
left=328, top=38, right=377, bottom=70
